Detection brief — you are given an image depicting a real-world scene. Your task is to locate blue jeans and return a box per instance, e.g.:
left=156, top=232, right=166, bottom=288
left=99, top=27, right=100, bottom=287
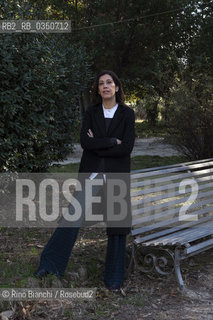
left=37, top=174, right=126, bottom=288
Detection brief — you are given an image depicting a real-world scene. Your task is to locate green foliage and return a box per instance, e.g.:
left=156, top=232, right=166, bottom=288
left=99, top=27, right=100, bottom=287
left=74, top=0, right=189, bottom=95
left=165, top=3, right=213, bottom=160
left=165, top=73, right=213, bottom=160
left=0, top=33, right=91, bottom=172
left=135, top=120, right=168, bottom=138
left=143, top=98, right=159, bottom=126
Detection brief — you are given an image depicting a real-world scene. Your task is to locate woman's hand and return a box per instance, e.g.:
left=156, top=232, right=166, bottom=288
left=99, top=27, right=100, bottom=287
left=87, top=129, right=94, bottom=138
left=87, top=129, right=121, bottom=145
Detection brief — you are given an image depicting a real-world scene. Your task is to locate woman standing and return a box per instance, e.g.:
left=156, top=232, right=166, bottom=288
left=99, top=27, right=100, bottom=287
left=34, top=70, right=135, bottom=290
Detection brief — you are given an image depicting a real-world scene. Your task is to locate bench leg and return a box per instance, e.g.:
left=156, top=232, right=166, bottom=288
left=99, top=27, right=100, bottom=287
left=128, top=245, right=185, bottom=289
left=174, top=248, right=184, bottom=290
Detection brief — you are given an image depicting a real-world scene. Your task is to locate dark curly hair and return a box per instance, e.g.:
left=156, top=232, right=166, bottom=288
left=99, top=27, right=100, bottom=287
left=92, top=70, right=125, bottom=105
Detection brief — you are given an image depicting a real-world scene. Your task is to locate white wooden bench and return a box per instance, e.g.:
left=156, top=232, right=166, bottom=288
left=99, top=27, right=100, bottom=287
left=129, top=158, right=213, bottom=289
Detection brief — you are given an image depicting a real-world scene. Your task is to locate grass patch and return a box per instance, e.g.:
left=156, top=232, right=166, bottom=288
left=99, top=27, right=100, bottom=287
left=86, top=258, right=104, bottom=286
left=0, top=228, right=53, bottom=288
left=50, top=162, right=80, bottom=173
left=0, top=262, right=35, bottom=287
left=119, top=292, right=148, bottom=307
left=131, top=155, right=187, bottom=171
left=94, top=301, right=119, bottom=317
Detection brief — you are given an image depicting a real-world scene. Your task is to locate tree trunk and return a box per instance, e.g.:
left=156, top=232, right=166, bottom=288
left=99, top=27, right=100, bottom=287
left=79, top=88, right=91, bottom=121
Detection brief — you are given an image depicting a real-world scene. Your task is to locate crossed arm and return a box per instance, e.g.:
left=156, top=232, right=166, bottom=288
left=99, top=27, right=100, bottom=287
left=80, top=108, right=135, bottom=157
left=80, top=110, right=118, bottom=150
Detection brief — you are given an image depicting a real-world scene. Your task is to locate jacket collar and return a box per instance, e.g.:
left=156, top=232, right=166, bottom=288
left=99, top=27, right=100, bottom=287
left=94, top=103, right=125, bottom=136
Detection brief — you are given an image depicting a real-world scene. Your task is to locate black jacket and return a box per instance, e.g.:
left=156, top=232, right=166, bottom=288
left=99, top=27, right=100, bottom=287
left=78, top=103, right=135, bottom=235
left=79, top=103, right=135, bottom=174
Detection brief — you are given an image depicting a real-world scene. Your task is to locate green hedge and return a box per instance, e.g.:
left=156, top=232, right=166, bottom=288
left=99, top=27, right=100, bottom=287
left=0, top=33, right=91, bottom=172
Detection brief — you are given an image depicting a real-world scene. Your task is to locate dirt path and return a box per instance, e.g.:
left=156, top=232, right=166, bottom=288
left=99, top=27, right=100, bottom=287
left=53, top=138, right=181, bottom=165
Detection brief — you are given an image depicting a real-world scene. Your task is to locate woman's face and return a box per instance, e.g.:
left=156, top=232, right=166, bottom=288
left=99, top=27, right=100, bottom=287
left=98, top=74, right=119, bottom=101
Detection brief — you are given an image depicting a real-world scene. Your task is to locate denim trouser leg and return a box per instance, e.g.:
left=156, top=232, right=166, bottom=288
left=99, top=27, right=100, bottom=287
left=39, top=226, right=80, bottom=277
left=37, top=175, right=104, bottom=277
left=104, top=234, right=126, bottom=289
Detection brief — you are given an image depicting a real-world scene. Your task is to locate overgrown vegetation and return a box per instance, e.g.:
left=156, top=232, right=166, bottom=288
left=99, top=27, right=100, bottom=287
left=165, top=74, right=213, bottom=160
left=164, top=12, right=213, bottom=159
left=0, top=32, right=91, bottom=172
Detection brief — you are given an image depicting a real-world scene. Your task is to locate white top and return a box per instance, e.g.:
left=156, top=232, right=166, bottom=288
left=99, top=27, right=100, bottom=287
left=89, top=104, right=118, bottom=181
left=102, top=103, right=118, bottom=118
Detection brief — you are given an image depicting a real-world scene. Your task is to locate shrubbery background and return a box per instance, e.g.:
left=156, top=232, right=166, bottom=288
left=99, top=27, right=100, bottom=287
left=0, top=33, right=91, bottom=171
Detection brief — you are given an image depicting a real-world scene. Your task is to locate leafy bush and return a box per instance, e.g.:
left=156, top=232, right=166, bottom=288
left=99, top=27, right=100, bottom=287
left=0, top=33, right=91, bottom=172
left=165, top=74, right=213, bottom=160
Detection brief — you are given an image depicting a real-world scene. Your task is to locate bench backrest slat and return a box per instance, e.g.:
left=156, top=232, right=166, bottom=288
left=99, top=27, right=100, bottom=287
left=131, top=158, right=213, bottom=175
left=132, top=189, right=213, bottom=218
left=132, top=204, right=213, bottom=230
left=131, top=167, right=213, bottom=188
left=132, top=181, right=213, bottom=207
left=131, top=160, right=213, bottom=180
left=131, top=175, right=213, bottom=198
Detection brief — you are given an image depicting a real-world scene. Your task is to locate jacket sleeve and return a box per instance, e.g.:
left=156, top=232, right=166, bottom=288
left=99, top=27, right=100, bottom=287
left=94, top=109, right=135, bottom=158
left=80, top=108, right=117, bottom=150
